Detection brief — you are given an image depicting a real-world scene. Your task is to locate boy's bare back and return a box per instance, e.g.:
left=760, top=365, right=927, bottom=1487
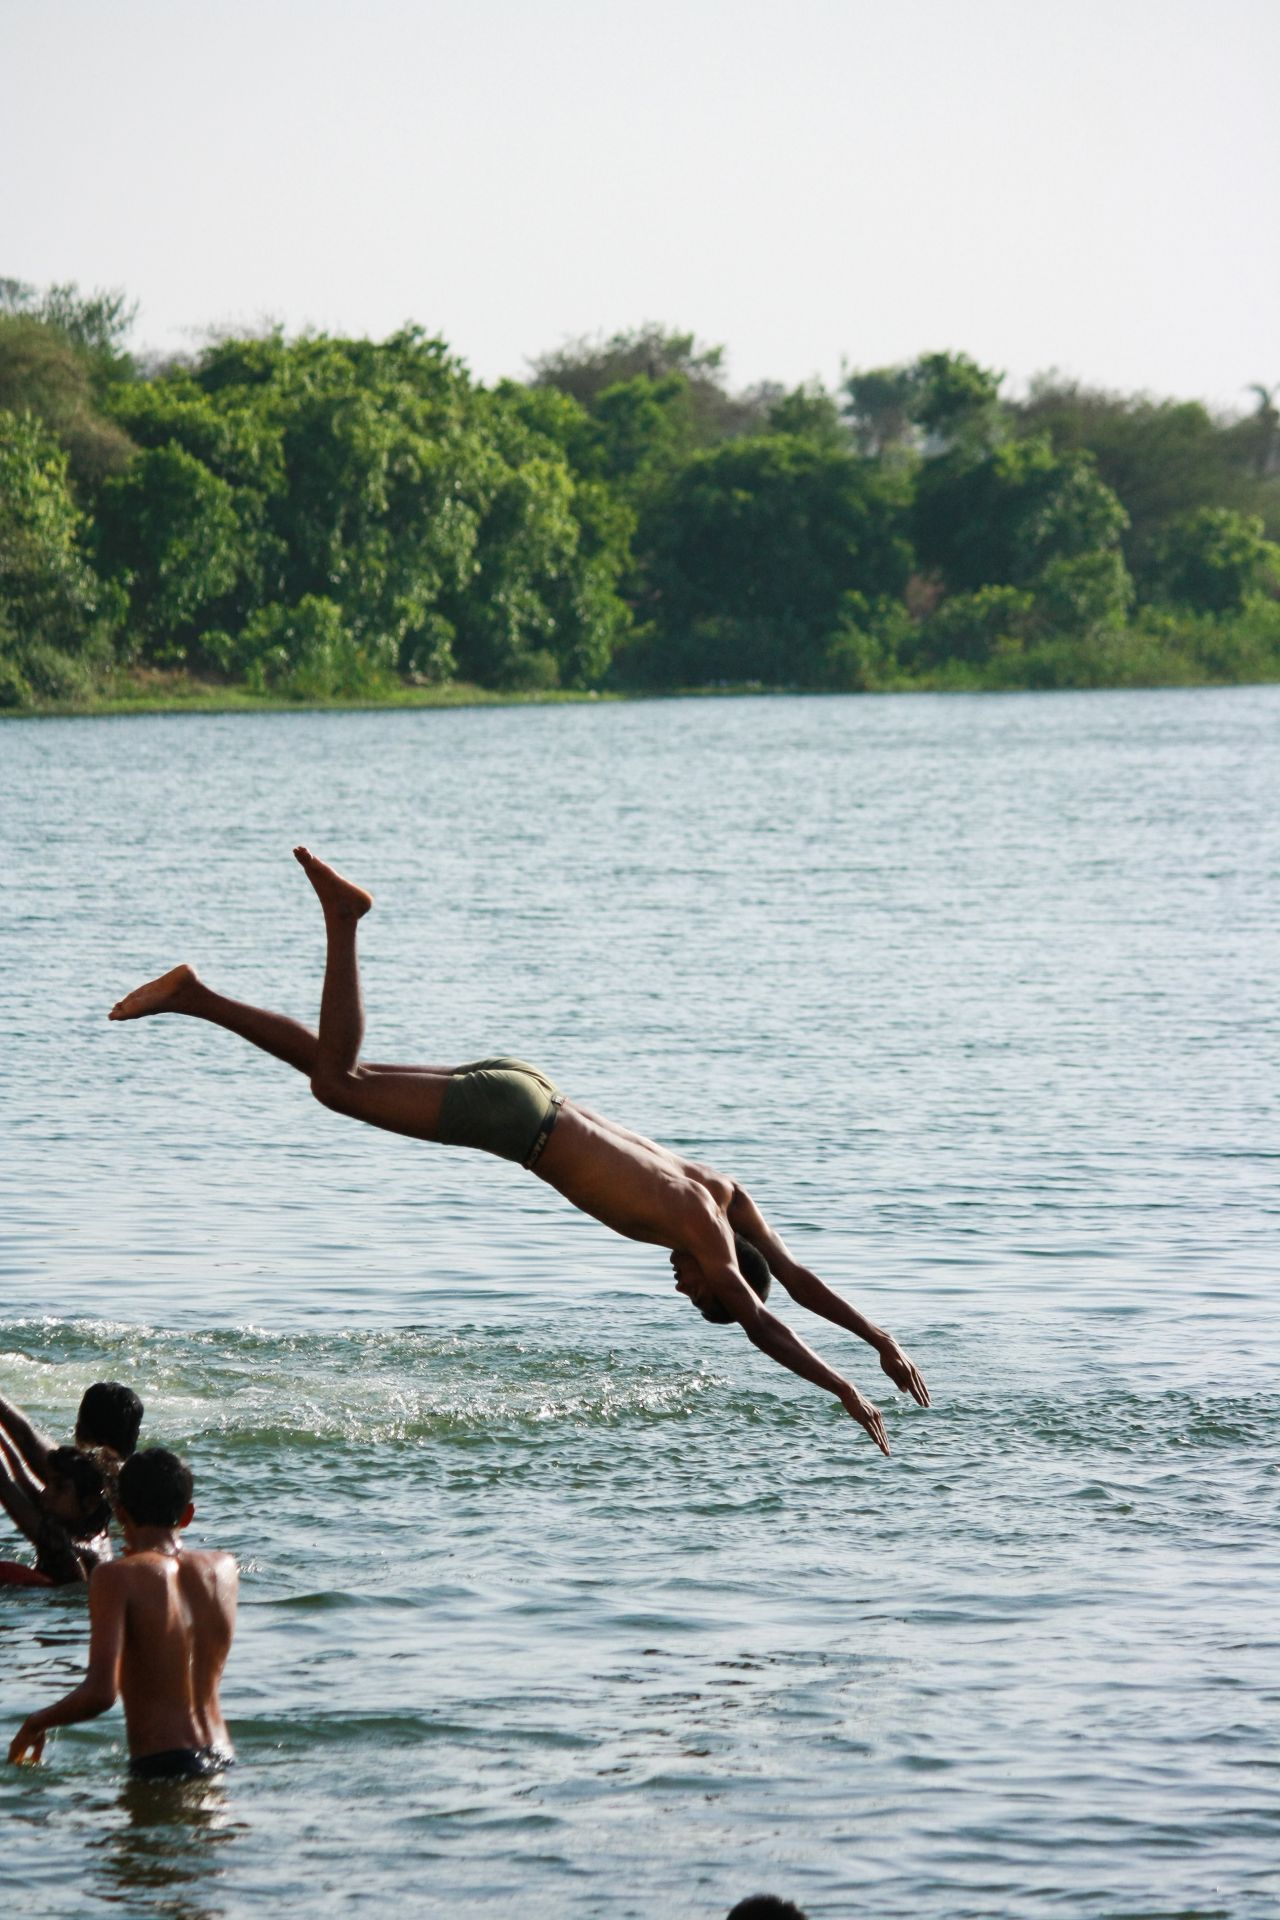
left=110, top=1547, right=238, bottom=1758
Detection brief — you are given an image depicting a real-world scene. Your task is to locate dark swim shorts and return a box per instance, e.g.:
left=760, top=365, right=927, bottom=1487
left=436, top=1057, right=563, bottom=1168
left=130, top=1745, right=235, bottom=1782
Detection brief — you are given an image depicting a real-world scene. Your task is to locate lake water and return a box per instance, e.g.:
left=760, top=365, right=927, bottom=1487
left=0, top=688, right=1277, bottom=1919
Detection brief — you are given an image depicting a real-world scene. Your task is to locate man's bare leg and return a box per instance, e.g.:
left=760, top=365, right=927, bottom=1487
left=109, top=853, right=452, bottom=1140
left=287, top=847, right=453, bottom=1141
left=109, top=966, right=321, bottom=1075
left=109, top=968, right=447, bottom=1081
left=291, top=845, right=370, bottom=1082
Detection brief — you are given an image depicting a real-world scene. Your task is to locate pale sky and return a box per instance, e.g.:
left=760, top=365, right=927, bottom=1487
left=2, top=0, right=1275, bottom=411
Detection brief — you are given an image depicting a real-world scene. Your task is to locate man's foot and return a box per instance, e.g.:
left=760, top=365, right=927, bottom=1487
left=293, top=846, right=373, bottom=920
left=108, top=964, right=200, bottom=1022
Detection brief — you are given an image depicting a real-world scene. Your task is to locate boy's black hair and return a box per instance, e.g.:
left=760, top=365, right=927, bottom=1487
left=45, top=1445, right=111, bottom=1537
left=76, top=1382, right=144, bottom=1458
left=726, top=1899, right=810, bottom=1920
left=701, top=1234, right=773, bottom=1326
left=118, top=1448, right=194, bottom=1528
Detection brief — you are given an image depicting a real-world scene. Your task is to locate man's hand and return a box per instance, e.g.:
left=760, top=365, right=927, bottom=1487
left=839, top=1383, right=891, bottom=1455
left=9, top=1718, right=46, bottom=1765
left=879, top=1338, right=930, bottom=1407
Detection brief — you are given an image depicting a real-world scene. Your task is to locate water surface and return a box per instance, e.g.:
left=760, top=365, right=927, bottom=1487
left=1, top=689, right=1277, bottom=1917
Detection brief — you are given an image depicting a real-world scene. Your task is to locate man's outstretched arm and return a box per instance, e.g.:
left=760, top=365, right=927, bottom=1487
left=689, top=1221, right=893, bottom=1453
left=0, top=1392, right=54, bottom=1478
left=0, top=1431, right=45, bottom=1544
left=727, top=1187, right=930, bottom=1407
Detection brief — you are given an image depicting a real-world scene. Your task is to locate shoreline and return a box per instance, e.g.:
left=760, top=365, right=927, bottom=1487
left=5, top=664, right=1279, bottom=720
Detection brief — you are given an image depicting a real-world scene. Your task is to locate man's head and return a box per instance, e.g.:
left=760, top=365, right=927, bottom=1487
left=672, top=1234, right=772, bottom=1324
left=43, top=1446, right=111, bottom=1538
left=117, top=1448, right=195, bottom=1534
left=75, top=1382, right=144, bottom=1459
left=726, top=1899, right=810, bottom=1920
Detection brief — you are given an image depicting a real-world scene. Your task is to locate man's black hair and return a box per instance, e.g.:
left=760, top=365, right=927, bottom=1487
left=118, top=1448, right=194, bottom=1528
left=701, top=1233, right=773, bottom=1326
left=726, top=1898, right=810, bottom=1920
left=75, top=1381, right=144, bottom=1458
left=45, top=1445, right=111, bottom=1537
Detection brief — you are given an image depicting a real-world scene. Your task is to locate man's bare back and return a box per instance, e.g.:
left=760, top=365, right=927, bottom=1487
left=106, top=849, right=930, bottom=1454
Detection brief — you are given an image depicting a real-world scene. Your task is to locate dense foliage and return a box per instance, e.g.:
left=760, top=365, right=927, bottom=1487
left=1, top=284, right=1277, bottom=707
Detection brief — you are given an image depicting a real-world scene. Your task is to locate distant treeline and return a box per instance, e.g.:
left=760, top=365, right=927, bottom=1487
left=2, top=279, right=1278, bottom=709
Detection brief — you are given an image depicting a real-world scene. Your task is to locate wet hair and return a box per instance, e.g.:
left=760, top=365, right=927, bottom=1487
left=726, top=1899, right=810, bottom=1920
left=700, top=1234, right=773, bottom=1326
left=75, top=1382, right=144, bottom=1458
left=117, top=1448, right=194, bottom=1528
left=44, top=1446, right=111, bottom=1537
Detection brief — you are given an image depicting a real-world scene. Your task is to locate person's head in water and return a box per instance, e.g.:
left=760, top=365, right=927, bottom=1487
left=117, top=1448, right=195, bottom=1536
left=42, top=1447, right=111, bottom=1539
left=726, top=1898, right=810, bottom=1920
left=671, top=1234, right=771, bottom=1323
left=74, top=1382, right=144, bottom=1460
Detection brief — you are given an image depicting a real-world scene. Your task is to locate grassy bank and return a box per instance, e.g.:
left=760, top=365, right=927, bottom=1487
left=1, top=667, right=619, bottom=718
left=6, top=615, right=1280, bottom=720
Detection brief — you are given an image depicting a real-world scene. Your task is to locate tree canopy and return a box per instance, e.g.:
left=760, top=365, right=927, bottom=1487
left=1, top=289, right=1277, bottom=707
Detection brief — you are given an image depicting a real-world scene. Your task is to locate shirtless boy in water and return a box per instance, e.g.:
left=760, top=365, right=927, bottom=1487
left=109, top=848, right=930, bottom=1454
left=9, top=1448, right=237, bottom=1779
left=0, top=1434, right=112, bottom=1587
left=0, top=1380, right=144, bottom=1504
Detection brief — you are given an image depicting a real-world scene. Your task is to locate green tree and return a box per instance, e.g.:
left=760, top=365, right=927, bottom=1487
left=1155, top=507, right=1280, bottom=614
left=0, top=278, right=137, bottom=390
left=1012, top=378, right=1278, bottom=595
left=1237, top=383, right=1279, bottom=480
left=95, top=443, right=243, bottom=659
left=911, top=585, right=1036, bottom=670
left=226, top=595, right=382, bottom=699
left=478, top=384, right=635, bottom=686
left=643, top=436, right=911, bottom=685
left=0, top=408, right=114, bottom=704
left=911, top=351, right=1004, bottom=452
left=529, top=325, right=761, bottom=443
left=587, top=375, right=703, bottom=501
left=1034, top=548, right=1133, bottom=637
left=760, top=381, right=847, bottom=449
left=106, top=372, right=289, bottom=629
left=841, top=352, right=1003, bottom=460
left=841, top=364, right=920, bottom=459
left=914, top=434, right=1129, bottom=596
left=179, top=330, right=483, bottom=676
left=0, top=316, right=135, bottom=489
left=824, top=591, right=913, bottom=689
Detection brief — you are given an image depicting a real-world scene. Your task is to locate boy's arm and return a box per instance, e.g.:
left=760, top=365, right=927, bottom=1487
left=0, top=1433, right=45, bottom=1544
left=8, top=1564, right=126, bottom=1764
left=0, top=1392, right=54, bottom=1477
left=729, top=1189, right=930, bottom=1407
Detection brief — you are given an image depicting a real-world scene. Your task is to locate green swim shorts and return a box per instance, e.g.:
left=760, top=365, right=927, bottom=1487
left=436, top=1058, right=563, bottom=1169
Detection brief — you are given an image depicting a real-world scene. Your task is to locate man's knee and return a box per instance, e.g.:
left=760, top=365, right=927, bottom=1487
left=310, top=1067, right=357, bottom=1114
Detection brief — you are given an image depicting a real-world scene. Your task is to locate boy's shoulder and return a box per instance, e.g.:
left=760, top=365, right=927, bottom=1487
left=180, top=1546, right=238, bottom=1580
left=112, top=1546, right=234, bottom=1572
left=100, top=1548, right=237, bottom=1614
